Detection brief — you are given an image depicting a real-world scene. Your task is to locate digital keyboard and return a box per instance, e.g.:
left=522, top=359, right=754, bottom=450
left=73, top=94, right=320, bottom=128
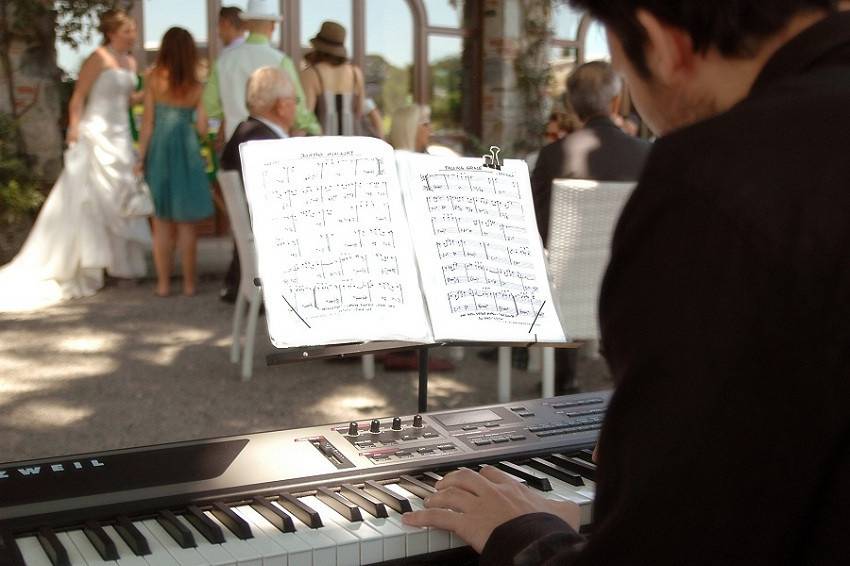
left=0, top=391, right=610, bottom=566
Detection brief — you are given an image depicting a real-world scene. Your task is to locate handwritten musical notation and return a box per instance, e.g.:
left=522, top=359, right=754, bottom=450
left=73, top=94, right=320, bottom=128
left=257, top=152, right=405, bottom=322
left=419, top=167, right=547, bottom=325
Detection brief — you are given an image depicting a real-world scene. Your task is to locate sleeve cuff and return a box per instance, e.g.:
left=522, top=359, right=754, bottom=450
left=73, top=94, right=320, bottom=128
left=479, top=513, right=581, bottom=566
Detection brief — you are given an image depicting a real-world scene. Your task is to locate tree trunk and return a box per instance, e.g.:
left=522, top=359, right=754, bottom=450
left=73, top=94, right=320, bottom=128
left=0, top=0, right=63, bottom=183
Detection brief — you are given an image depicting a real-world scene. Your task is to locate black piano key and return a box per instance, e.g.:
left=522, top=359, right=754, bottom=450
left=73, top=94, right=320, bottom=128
left=363, top=480, right=413, bottom=513
left=251, top=497, right=296, bottom=533
left=211, top=502, right=254, bottom=539
left=186, top=505, right=225, bottom=544
left=577, top=448, right=596, bottom=463
left=495, top=461, right=553, bottom=491
left=115, top=516, right=151, bottom=556
left=548, top=454, right=597, bottom=482
left=317, top=487, right=363, bottom=522
left=340, top=483, right=389, bottom=518
left=1, top=532, right=25, bottom=566
left=82, top=521, right=119, bottom=561
left=421, top=471, right=444, bottom=486
left=276, top=494, right=323, bottom=529
left=526, top=457, right=585, bottom=486
left=399, top=475, right=437, bottom=499
left=36, top=527, right=69, bottom=566
left=157, top=510, right=197, bottom=548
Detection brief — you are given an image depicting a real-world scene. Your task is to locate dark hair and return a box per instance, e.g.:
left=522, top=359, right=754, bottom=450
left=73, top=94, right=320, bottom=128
left=568, top=0, right=839, bottom=76
left=155, top=27, right=199, bottom=96
left=98, top=9, right=133, bottom=45
left=219, top=6, right=243, bottom=29
left=304, top=50, right=348, bottom=67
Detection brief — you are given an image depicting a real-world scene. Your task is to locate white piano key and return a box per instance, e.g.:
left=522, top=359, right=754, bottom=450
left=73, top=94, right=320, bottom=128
left=64, top=529, right=117, bottom=566
left=347, top=507, right=406, bottom=561
left=56, top=532, right=94, bottom=566
left=380, top=507, right=429, bottom=559
left=101, top=527, right=149, bottom=566
left=286, top=498, right=359, bottom=566
left=302, top=496, right=384, bottom=565
left=214, top=505, right=283, bottom=566
left=514, top=463, right=594, bottom=525
left=140, top=520, right=206, bottom=566
left=231, top=505, right=313, bottom=566
left=173, top=516, right=236, bottom=566
left=381, top=480, right=465, bottom=550
left=15, top=537, right=53, bottom=566
left=126, top=522, right=179, bottom=566
left=199, top=511, right=263, bottom=566
left=268, top=501, right=338, bottom=566
left=384, top=484, right=451, bottom=552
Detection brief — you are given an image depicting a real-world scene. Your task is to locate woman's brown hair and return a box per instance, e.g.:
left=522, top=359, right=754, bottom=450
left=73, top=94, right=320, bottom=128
left=155, top=27, right=200, bottom=96
left=98, top=9, right=133, bottom=45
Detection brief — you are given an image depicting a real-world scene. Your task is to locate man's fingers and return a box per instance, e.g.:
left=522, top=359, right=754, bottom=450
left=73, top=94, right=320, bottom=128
left=401, top=508, right=463, bottom=532
left=478, top=464, right=526, bottom=485
left=424, top=486, right=478, bottom=513
left=436, top=468, right=493, bottom=496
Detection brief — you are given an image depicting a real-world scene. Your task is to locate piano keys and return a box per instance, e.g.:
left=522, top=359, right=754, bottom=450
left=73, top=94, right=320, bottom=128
left=0, top=391, right=609, bottom=565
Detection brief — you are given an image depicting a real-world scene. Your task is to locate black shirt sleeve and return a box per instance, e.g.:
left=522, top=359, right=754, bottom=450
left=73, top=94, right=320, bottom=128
left=479, top=513, right=584, bottom=566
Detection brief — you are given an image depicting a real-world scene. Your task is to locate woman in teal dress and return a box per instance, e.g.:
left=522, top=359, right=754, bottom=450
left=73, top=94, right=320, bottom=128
left=138, top=27, right=213, bottom=296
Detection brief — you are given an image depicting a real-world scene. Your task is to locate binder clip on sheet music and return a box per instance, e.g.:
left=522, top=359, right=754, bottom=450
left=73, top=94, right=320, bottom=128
left=238, top=136, right=568, bottom=349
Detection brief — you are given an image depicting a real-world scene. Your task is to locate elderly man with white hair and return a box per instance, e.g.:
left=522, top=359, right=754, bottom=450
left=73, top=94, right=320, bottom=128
left=219, top=66, right=296, bottom=301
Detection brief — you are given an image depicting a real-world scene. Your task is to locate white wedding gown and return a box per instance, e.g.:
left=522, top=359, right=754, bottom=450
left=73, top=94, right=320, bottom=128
left=0, top=68, right=151, bottom=312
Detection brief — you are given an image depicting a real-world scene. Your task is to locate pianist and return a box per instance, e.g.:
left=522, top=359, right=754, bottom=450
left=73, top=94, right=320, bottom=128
left=403, top=0, right=850, bottom=564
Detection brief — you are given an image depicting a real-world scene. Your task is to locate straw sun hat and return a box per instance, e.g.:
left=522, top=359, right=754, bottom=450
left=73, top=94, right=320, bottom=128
left=310, top=21, right=347, bottom=58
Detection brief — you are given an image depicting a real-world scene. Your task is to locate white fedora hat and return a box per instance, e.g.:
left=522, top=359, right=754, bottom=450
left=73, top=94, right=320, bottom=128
left=241, top=0, right=283, bottom=21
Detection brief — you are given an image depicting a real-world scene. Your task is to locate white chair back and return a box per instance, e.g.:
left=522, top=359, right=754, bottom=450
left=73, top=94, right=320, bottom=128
left=218, top=171, right=258, bottom=301
left=547, top=179, right=636, bottom=340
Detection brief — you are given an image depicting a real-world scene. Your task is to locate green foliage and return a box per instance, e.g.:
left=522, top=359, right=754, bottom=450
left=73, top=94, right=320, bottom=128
left=0, top=113, right=43, bottom=224
left=429, top=55, right=463, bottom=131
left=1, top=1, right=133, bottom=51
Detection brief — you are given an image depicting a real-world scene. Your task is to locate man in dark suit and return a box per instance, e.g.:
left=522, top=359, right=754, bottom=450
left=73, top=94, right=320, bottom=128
left=531, top=61, right=650, bottom=246
left=220, top=66, right=296, bottom=302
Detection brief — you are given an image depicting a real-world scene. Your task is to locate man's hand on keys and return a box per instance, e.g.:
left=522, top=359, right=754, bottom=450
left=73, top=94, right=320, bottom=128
left=402, top=465, right=581, bottom=553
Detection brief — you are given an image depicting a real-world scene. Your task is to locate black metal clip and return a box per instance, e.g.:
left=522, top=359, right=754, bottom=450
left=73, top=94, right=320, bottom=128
left=482, top=145, right=502, bottom=170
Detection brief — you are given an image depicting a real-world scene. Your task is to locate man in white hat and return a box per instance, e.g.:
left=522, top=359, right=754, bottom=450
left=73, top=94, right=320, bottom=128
left=203, top=0, right=319, bottom=140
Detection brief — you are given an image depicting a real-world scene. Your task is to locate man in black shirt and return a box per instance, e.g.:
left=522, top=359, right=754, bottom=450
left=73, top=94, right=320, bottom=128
left=403, top=1, right=850, bottom=564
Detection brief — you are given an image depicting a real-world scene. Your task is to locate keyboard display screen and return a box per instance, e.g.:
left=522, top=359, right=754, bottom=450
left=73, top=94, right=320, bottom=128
left=435, top=409, right=502, bottom=427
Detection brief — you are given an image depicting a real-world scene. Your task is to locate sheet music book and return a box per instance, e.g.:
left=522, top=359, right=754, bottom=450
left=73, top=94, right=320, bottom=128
left=239, top=136, right=567, bottom=349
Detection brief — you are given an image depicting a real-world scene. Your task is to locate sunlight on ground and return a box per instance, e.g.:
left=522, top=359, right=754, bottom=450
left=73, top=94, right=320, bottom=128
left=58, top=334, right=121, bottom=353
left=0, top=357, right=118, bottom=384
left=422, top=373, right=476, bottom=397
left=133, top=345, right=190, bottom=366
left=315, top=388, right=389, bottom=420
left=140, top=327, right=217, bottom=344
left=1, top=401, right=93, bottom=429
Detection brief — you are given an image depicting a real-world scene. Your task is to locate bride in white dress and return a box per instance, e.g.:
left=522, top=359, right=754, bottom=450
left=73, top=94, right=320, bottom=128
left=0, top=9, right=151, bottom=312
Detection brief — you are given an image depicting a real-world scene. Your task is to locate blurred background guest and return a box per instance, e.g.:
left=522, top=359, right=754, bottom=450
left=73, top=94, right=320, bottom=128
left=388, top=104, right=431, bottom=152
left=0, top=9, right=149, bottom=311
left=138, top=27, right=213, bottom=297
left=218, top=6, right=246, bottom=53
left=361, top=97, right=384, bottom=139
left=300, top=21, right=365, bottom=136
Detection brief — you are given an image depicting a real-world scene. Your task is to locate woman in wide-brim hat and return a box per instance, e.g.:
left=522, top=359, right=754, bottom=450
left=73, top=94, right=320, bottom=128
left=300, top=20, right=366, bottom=136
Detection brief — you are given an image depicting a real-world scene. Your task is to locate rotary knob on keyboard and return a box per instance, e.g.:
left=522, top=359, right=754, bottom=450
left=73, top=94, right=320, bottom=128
left=347, top=422, right=359, bottom=436
left=370, top=419, right=381, bottom=434
left=391, top=417, right=402, bottom=431
left=412, top=414, right=423, bottom=428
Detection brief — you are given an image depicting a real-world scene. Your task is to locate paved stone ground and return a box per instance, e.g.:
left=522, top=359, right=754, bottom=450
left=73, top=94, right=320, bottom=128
left=0, top=247, right=612, bottom=464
